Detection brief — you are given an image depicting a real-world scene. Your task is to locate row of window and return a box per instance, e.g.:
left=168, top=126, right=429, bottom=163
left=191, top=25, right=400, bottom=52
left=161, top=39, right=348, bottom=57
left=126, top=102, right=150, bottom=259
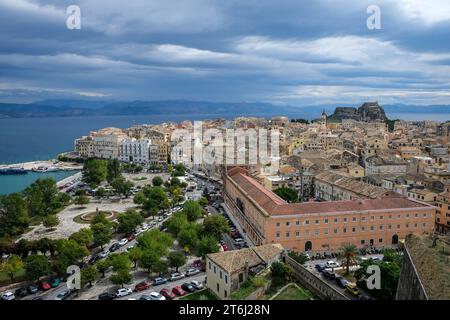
left=275, top=212, right=429, bottom=228
left=208, top=261, right=228, bottom=284
left=275, top=222, right=428, bottom=238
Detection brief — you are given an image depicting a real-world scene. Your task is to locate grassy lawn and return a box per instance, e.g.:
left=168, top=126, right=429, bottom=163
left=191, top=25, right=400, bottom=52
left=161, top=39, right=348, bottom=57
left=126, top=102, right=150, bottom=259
left=180, top=289, right=217, bottom=300
left=272, top=284, right=314, bottom=300
left=0, top=269, right=26, bottom=285
left=132, top=176, right=148, bottom=181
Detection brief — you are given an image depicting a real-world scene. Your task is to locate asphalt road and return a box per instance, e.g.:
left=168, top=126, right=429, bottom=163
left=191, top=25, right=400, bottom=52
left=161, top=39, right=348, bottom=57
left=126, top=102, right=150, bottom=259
left=304, top=254, right=384, bottom=300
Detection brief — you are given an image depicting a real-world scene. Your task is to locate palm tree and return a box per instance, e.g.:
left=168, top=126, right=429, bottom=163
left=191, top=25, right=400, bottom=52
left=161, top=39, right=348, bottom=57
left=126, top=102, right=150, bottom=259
left=340, top=243, right=358, bottom=274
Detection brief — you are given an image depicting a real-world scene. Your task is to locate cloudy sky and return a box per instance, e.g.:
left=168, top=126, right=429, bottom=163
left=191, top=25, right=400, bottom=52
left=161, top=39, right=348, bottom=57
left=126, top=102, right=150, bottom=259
left=0, top=0, right=450, bottom=106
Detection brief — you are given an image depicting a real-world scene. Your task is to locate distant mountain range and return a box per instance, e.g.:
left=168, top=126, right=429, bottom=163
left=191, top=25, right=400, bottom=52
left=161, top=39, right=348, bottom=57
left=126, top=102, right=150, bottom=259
left=0, top=99, right=450, bottom=119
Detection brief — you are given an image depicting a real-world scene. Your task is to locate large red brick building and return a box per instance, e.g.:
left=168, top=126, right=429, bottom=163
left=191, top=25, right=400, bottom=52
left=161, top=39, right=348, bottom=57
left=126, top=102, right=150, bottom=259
left=223, top=167, right=436, bottom=252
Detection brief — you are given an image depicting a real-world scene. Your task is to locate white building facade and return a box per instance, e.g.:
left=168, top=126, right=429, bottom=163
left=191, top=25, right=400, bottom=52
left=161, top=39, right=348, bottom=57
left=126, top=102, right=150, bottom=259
left=119, top=138, right=151, bottom=164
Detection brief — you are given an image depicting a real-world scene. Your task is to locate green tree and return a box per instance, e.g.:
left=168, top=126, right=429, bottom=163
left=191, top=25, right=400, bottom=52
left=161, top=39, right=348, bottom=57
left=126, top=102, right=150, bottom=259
left=110, top=254, right=133, bottom=286
left=171, top=187, right=184, bottom=206
left=92, top=223, right=113, bottom=250
left=52, top=192, right=71, bottom=211
left=137, top=229, right=173, bottom=257
left=91, top=211, right=111, bottom=225
left=202, top=215, right=230, bottom=240
left=133, top=191, right=146, bottom=205
left=152, top=176, right=164, bottom=187
left=178, top=223, right=199, bottom=251
left=153, top=260, right=168, bottom=276
left=83, top=159, right=107, bottom=187
left=81, top=265, right=100, bottom=287
left=340, top=243, right=358, bottom=274
left=96, top=259, right=111, bottom=278
left=197, top=235, right=219, bottom=258
left=117, top=210, right=144, bottom=236
left=95, top=187, right=106, bottom=199
left=274, top=187, right=299, bottom=203
left=56, top=239, right=89, bottom=268
left=24, top=178, right=59, bottom=216
left=139, top=250, right=160, bottom=274
left=74, top=195, right=89, bottom=207
left=0, top=254, right=24, bottom=281
left=165, top=212, right=189, bottom=236
left=110, top=270, right=132, bottom=288
left=0, top=193, right=30, bottom=237
left=182, top=200, right=205, bottom=222
left=271, top=261, right=290, bottom=279
left=69, top=228, right=93, bottom=247
left=198, top=196, right=208, bottom=207
left=172, top=164, right=185, bottom=176
left=141, top=186, right=170, bottom=217
left=111, top=177, right=134, bottom=198
left=107, top=159, right=122, bottom=183
left=42, top=214, right=59, bottom=228
left=128, top=247, right=142, bottom=268
left=25, top=254, right=51, bottom=280
left=168, top=251, right=186, bottom=272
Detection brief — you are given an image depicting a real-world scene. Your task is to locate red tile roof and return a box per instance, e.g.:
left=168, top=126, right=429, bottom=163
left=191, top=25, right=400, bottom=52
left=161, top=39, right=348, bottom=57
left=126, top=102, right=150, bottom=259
left=227, top=168, right=434, bottom=216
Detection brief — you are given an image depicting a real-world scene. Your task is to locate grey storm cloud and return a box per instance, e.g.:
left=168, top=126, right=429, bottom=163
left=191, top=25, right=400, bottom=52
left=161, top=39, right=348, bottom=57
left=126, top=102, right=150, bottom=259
left=0, top=0, right=449, bottom=105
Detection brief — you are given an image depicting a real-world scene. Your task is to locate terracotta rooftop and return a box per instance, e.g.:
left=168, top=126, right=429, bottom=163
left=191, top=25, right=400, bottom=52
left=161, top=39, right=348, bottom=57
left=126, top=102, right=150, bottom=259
left=227, top=168, right=434, bottom=216
left=207, top=244, right=284, bottom=274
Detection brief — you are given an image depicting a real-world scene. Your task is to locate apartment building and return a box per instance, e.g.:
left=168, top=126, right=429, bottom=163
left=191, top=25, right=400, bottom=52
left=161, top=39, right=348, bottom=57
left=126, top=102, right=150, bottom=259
left=223, top=167, right=435, bottom=252
left=314, top=171, right=393, bottom=201
left=119, top=138, right=151, bottom=164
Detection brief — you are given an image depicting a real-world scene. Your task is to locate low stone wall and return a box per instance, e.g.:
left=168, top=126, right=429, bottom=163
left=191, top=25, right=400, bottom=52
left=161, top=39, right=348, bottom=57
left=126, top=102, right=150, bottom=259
left=283, top=254, right=349, bottom=300
left=395, top=243, right=429, bottom=300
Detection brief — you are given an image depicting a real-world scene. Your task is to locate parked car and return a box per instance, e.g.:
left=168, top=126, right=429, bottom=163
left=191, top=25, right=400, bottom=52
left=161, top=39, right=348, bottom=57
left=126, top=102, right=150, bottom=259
left=160, top=288, right=176, bottom=300
left=27, top=284, right=39, bottom=294
left=54, top=289, right=72, bottom=300
left=335, top=276, right=349, bottom=288
left=134, top=282, right=150, bottom=292
left=99, top=250, right=110, bottom=259
left=234, top=238, right=245, bottom=245
left=170, top=272, right=185, bottom=281
left=181, top=283, right=196, bottom=293
left=345, top=283, right=360, bottom=297
left=153, top=277, right=168, bottom=286
left=192, top=259, right=202, bottom=268
left=118, top=238, right=129, bottom=246
left=39, top=280, right=51, bottom=291
left=109, top=243, right=121, bottom=252
left=126, top=245, right=135, bottom=252
left=315, top=263, right=326, bottom=272
left=31, top=296, right=43, bottom=300
left=51, top=277, right=61, bottom=288
left=1, top=291, right=15, bottom=300
left=148, top=292, right=166, bottom=300
left=190, top=280, right=204, bottom=290
left=89, top=255, right=101, bottom=265
left=322, top=270, right=336, bottom=280
left=98, top=292, right=116, bottom=300
left=171, top=286, right=186, bottom=296
left=185, top=268, right=200, bottom=277
left=115, top=288, right=133, bottom=297
left=14, top=287, right=28, bottom=298
left=325, top=260, right=340, bottom=268
left=127, top=234, right=136, bottom=242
